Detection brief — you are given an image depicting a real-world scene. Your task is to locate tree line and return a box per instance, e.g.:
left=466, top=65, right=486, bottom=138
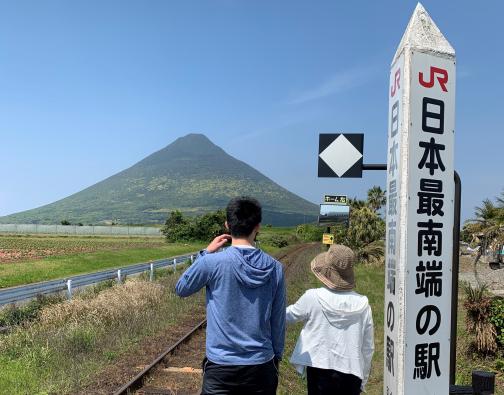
left=161, top=186, right=388, bottom=264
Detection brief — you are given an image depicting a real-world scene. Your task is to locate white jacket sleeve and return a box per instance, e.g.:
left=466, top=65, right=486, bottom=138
left=361, top=305, right=375, bottom=391
left=286, top=290, right=311, bottom=324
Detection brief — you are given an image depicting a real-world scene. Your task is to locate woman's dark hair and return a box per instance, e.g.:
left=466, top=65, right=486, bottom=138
left=226, top=197, right=262, bottom=237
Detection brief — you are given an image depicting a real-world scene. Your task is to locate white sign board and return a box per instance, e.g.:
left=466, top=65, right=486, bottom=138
left=384, top=52, right=404, bottom=394
left=384, top=4, right=455, bottom=395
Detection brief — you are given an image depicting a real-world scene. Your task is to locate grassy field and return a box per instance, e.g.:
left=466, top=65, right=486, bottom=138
left=277, top=246, right=384, bottom=395
left=0, top=235, right=205, bottom=288
left=0, top=226, right=301, bottom=288
left=277, top=251, right=503, bottom=394
left=0, top=265, right=204, bottom=394
left=3, top=230, right=500, bottom=393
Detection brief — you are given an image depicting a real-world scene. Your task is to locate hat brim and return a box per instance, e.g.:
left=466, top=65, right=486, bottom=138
left=310, top=252, right=355, bottom=291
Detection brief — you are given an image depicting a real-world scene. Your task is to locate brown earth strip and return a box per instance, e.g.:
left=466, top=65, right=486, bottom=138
left=76, top=307, right=206, bottom=395
left=130, top=243, right=320, bottom=395
left=76, top=243, right=320, bottom=395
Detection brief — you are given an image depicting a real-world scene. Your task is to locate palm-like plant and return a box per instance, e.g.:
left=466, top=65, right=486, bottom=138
left=367, top=186, right=386, bottom=213
left=348, top=197, right=367, bottom=210
left=345, top=206, right=385, bottom=264
left=356, top=239, right=385, bottom=265
left=497, top=190, right=504, bottom=209
left=466, top=195, right=504, bottom=281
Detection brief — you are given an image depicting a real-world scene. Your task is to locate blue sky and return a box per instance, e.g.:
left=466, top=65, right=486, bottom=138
left=0, top=1, right=502, bottom=222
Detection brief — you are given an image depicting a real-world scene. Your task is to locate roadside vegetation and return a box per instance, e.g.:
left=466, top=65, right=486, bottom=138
left=462, top=190, right=504, bottom=267
left=457, top=283, right=504, bottom=389
left=456, top=190, right=504, bottom=389
left=161, top=185, right=387, bottom=263
left=0, top=265, right=203, bottom=394
left=0, top=237, right=205, bottom=288
left=329, top=187, right=386, bottom=265
left=3, top=214, right=501, bottom=393
left=278, top=250, right=504, bottom=394
left=277, top=244, right=385, bottom=395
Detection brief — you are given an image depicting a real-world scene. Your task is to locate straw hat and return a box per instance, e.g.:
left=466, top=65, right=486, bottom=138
left=311, top=244, right=356, bottom=290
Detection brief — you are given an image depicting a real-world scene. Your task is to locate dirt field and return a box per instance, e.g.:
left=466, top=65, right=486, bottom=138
left=0, top=235, right=166, bottom=263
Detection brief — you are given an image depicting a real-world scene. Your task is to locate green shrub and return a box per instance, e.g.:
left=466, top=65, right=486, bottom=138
left=295, top=224, right=324, bottom=242
left=192, top=210, right=227, bottom=241
left=345, top=206, right=385, bottom=250
left=65, top=326, right=96, bottom=354
left=161, top=210, right=226, bottom=242
left=490, top=297, right=504, bottom=347
left=260, top=235, right=290, bottom=248
left=463, top=283, right=497, bottom=353
left=161, top=210, right=193, bottom=242
left=0, top=295, right=63, bottom=327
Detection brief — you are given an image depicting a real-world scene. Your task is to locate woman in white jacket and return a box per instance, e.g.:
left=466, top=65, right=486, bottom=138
left=286, top=244, right=374, bottom=395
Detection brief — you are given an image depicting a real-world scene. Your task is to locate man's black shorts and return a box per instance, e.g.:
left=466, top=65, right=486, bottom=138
left=201, top=357, right=279, bottom=395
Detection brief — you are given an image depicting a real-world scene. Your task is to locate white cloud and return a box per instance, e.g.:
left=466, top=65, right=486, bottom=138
left=287, top=66, right=379, bottom=105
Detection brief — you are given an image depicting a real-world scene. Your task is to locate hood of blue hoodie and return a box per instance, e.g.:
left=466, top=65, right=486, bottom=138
left=227, top=247, right=276, bottom=288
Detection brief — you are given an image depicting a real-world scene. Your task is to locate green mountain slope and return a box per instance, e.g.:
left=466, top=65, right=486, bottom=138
left=0, top=134, right=318, bottom=226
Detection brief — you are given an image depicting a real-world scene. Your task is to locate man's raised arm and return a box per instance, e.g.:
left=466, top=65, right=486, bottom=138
left=175, top=234, right=230, bottom=297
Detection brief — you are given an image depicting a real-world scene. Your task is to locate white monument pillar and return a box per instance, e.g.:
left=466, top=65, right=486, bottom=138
left=384, top=3, right=455, bottom=395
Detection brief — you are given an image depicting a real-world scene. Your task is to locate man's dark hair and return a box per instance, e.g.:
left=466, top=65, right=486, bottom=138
left=226, top=197, right=262, bottom=237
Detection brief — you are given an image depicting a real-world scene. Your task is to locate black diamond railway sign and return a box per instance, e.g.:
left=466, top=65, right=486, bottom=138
left=318, top=133, right=364, bottom=178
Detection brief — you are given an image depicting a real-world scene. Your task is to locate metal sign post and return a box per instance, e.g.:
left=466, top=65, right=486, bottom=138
left=384, top=4, right=456, bottom=395
left=318, top=133, right=363, bottom=178
left=322, top=233, right=335, bottom=245
left=315, top=5, right=466, bottom=392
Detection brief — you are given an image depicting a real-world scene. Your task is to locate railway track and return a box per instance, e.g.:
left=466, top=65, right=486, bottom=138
left=113, top=243, right=319, bottom=395
left=113, top=319, right=207, bottom=395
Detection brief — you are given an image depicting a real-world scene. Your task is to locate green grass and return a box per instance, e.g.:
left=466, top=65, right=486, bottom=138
left=0, top=229, right=300, bottom=288
left=5, top=236, right=501, bottom=394
left=277, top=252, right=385, bottom=395
left=0, top=266, right=204, bottom=394
left=455, top=290, right=504, bottom=392
left=259, top=226, right=296, bottom=236
left=0, top=242, right=205, bottom=288
left=278, top=258, right=504, bottom=394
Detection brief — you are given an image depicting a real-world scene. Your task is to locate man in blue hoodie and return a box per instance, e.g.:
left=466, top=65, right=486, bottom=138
left=175, top=196, right=286, bottom=394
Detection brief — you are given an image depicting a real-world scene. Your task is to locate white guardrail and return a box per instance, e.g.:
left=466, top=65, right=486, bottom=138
left=0, top=252, right=197, bottom=306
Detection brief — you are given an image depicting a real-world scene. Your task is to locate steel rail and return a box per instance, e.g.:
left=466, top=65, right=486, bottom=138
left=113, top=318, right=207, bottom=395
left=112, top=243, right=315, bottom=395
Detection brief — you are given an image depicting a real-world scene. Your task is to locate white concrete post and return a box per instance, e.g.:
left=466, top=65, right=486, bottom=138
left=190, top=255, right=194, bottom=264
left=384, top=4, right=455, bottom=395
left=117, top=269, right=122, bottom=283
left=150, top=263, right=154, bottom=281
left=173, top=258, right=177, bottom=272
left=66, top=279, right=72, bottom=300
